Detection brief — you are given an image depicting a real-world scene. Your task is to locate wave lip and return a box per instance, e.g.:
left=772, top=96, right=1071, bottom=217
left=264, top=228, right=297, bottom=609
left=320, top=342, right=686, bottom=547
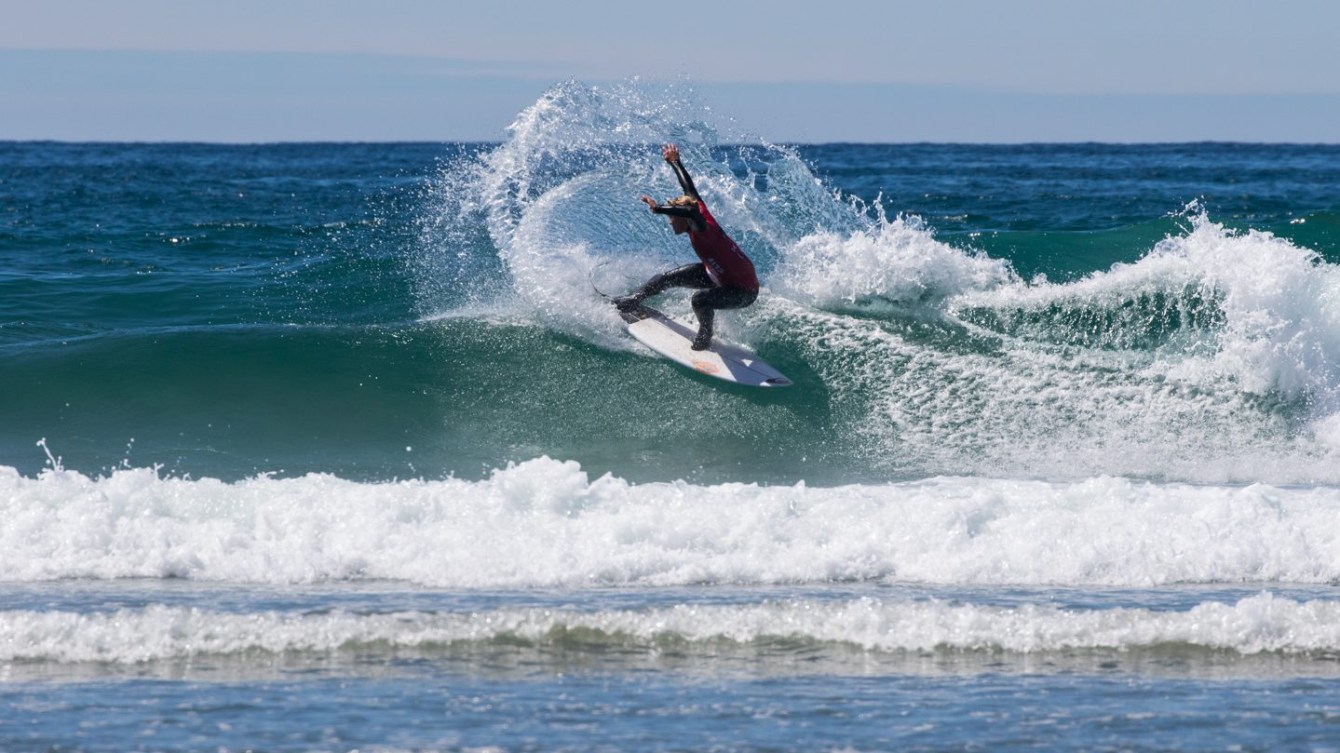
left=5, top=458, right=1340, bottom=588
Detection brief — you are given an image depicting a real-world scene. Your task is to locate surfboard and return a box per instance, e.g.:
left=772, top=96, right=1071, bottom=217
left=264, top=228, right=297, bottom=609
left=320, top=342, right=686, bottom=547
left=619, top=304, right=793, bottom=388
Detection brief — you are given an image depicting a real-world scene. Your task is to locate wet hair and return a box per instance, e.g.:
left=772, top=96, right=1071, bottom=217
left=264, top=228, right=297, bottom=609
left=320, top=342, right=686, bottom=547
left=666, top=195, right=697, bottom=208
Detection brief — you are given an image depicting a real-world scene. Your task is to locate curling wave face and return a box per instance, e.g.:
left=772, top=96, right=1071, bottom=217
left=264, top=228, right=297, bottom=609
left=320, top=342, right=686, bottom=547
left=416, top=81, right=1340, bottom=484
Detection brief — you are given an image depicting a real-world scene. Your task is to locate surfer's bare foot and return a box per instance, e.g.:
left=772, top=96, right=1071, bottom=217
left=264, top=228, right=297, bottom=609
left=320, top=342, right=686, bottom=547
left=691, top=330, right=712, bottom=350
left=613, top=295, right=641, bottom=312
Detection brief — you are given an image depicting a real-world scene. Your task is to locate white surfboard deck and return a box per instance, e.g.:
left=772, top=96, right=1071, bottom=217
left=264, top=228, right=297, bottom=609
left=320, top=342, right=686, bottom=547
left=620, top=304, right=792, bottom=388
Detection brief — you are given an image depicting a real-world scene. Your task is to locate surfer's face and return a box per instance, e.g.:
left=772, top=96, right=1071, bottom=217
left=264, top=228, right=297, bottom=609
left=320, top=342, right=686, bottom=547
left=669, top=216, right=690, bottom=235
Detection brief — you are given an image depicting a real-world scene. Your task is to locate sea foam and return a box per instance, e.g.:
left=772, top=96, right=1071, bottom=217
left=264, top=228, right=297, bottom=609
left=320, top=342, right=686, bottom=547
left=772, top=213, right=1016, bottom=308
left=953, top=211, right=1340, bottom=409
left=3, top=458, right=1339, bottom=588
left=748, top=208, right=1340, bottom=483
left=4, top=593, right=1337, bottom=665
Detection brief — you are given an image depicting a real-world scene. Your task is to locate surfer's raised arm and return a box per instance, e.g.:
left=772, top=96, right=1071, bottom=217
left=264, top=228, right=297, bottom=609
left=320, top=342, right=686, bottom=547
left=661, top=143, right=700, bottom=201
left=638, top=144, right=706, bottom=231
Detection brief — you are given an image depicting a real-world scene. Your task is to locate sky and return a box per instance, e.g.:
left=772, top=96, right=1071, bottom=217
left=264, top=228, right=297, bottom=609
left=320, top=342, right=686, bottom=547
left=2, top=0, right=1339, bottom=143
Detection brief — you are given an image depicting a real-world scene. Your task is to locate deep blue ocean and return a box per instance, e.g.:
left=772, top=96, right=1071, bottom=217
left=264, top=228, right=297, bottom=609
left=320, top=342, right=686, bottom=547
left=4, top=81, right=1340, bottom=751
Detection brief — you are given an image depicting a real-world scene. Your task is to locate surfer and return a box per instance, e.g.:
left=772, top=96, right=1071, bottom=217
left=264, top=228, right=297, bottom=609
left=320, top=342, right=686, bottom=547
left=614, top=143, right=759, bottom=350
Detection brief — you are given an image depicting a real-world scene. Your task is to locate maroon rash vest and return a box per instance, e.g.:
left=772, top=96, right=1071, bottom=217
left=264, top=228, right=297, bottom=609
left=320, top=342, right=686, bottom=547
left=688, top=199, right=759, bottom=293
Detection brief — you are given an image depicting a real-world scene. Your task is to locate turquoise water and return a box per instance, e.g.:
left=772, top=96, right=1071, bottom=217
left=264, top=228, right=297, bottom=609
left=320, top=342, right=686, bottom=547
left=4, top=81, right=1340, bottom=751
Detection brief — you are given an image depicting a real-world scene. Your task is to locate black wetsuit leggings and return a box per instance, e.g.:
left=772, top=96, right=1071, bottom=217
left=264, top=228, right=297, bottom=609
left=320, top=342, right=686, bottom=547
left=635, top=263, right=758, bottom=336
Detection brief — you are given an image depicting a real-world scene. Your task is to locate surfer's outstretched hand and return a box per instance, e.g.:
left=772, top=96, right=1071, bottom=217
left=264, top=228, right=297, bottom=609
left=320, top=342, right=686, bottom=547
left=640, top=195, right=658, bottom=210
left=662, top=143, right=680, bottom=163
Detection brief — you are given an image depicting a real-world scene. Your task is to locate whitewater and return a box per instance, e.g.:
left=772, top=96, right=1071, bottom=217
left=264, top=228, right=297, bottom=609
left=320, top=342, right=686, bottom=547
left=6, top=459, right=1340, bottom=588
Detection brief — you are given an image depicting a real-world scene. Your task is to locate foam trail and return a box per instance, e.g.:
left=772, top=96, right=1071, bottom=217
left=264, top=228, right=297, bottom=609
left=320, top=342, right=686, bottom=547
left=4, top=459, right=1340, bottom=588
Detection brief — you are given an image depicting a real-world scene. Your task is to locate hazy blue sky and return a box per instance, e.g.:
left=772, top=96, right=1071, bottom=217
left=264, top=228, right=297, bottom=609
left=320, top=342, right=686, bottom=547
left=3, top=0, right=1339, bottom=142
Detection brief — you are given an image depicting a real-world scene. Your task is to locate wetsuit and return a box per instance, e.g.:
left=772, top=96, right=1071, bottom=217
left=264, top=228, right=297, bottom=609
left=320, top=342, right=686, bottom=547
left=618, top=156, right=759, bottom=349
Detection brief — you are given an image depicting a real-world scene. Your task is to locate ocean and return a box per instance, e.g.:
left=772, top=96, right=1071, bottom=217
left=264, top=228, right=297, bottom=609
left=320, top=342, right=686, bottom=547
left=3, top=80, right=1340, bottom=751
